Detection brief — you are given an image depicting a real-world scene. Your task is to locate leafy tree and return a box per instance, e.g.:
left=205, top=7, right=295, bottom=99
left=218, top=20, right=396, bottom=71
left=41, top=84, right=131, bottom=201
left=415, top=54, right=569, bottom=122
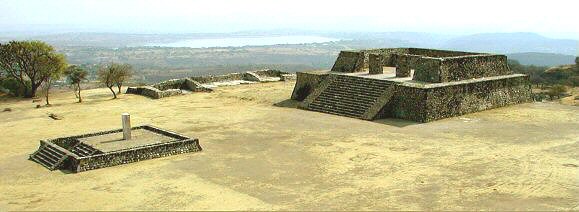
left=97, top=63, right=132, bottom=99
left=0, top=41, right=67, bottom=97
left=65, top=65, right=88, bottom=103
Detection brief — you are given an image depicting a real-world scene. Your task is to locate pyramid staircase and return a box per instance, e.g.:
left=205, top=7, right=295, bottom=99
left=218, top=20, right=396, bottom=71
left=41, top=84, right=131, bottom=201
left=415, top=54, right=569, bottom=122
left=71, top=142, right=102, bottom=157
left=30, top=143, right=69, bottom=170
left=303, top=74, right=395, bottom=120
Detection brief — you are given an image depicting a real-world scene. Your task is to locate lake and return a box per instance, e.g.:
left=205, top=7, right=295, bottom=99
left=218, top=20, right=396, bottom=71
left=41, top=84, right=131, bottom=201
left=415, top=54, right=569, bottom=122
left=146, top=35, right=339, bottom=48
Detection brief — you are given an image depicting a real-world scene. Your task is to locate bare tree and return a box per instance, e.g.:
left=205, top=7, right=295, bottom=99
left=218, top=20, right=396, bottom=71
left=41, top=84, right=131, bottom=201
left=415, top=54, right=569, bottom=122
left=115, top=64, right=133, bottom=94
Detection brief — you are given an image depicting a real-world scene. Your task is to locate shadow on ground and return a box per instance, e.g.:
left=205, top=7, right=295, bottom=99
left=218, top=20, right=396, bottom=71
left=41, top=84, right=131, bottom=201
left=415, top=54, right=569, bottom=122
left=372, top=118, right=420, bottom=128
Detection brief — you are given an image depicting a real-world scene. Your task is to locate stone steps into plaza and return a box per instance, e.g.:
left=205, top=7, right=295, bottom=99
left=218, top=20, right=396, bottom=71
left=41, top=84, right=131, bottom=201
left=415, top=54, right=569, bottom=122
left=71, top=142, right=101, bottom=157
left=306, top=74, right=395, bottom=120
left=29, top=143, right=68, bottom=170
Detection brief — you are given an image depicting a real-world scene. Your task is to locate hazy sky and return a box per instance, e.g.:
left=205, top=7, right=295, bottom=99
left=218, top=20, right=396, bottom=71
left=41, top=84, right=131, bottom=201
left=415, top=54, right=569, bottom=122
left=1, top=0, right=578, bottom=39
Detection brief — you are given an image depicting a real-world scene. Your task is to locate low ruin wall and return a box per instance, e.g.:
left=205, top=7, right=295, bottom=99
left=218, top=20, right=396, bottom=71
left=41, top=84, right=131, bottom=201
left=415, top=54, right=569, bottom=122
left=127, top=78, right=212, bottom=99
left=190, top=72, right=249, bottom=83
left=72, top=138, right=201, bottom=172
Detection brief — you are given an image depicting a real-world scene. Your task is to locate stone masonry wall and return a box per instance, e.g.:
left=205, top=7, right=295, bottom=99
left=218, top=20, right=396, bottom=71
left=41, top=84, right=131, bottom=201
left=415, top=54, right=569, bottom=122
left=439, top=55, right=512, bottom=82
left=422, top=75, right=531, bottom=122
left=72, top=138, right=201, bottom=172
left=330, top=51, right=365, bottom=73
left=290, top=71, right=329, bottom=101
left=376, top=85, right=428, bottom=122
left=406, top=56, right=442, bottom=81
left=408, top=48, right=481, bottom=57
left=375, top=75, right=531, bottom=122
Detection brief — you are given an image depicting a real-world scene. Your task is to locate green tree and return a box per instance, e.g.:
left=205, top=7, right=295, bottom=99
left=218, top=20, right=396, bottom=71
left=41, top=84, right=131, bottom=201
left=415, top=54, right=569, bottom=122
left=0, top=41, right=67, bottom=98
left=42, top=53, right=66, bottom=105
left=97, top=63, right=132, bottom=99
left=65, top=65, right=88, bottom=103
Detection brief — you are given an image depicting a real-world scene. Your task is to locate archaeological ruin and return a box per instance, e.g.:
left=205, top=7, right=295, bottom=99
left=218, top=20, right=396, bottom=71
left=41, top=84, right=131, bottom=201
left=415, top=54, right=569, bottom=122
left=291, top=48, right=532, bottom=122
left=30, top=115, right=201, bottom=172
left=127, top=69, right=293, bottom=99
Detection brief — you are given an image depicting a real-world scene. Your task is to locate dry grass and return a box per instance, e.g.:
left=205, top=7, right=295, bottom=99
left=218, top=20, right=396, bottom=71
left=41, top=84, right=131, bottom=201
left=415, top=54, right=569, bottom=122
left=0, top=81, right=577, bottom=210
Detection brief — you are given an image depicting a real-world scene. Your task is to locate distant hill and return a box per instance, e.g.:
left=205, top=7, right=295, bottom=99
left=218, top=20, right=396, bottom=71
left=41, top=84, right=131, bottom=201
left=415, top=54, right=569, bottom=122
left=441, top=32, right=577, bottom=55
left=506, top=52, right=577, bottom=66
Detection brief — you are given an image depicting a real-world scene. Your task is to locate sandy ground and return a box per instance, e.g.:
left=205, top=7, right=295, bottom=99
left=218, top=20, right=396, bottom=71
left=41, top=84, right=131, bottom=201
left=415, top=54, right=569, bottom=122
left=0, top=81, right=577, bottom=210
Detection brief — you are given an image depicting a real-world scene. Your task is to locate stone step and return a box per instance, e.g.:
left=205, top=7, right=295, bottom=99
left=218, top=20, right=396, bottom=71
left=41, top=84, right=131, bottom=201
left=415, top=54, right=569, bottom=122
left=30, top=144, right=69, bottom=170
left=334, top=77, right=392, bottom=86
left=308, top=105, right=365, bottom=117
left=36, top=151, right=58, bottom=164
left=328, top=82, right=390, bottom=91
left=310, top=101, right=367, bottom=113
left=43, top=146, right=65, bottom=158
left=314, top=97, right=375, bottom=109
left=31, top=155, right=53, bottom=169
left=307, top=75, right=394, bottom=120
left=309, top=105, right=366, bottom=116
left=324, top=87, right=385, bottom=96
left=321, top=88, right=383, bottom=99
left=333, top=79, right=391, bottom=87
left=310, top=99, right=369, bottom=111
left=309, top=108, right=363, bottom=118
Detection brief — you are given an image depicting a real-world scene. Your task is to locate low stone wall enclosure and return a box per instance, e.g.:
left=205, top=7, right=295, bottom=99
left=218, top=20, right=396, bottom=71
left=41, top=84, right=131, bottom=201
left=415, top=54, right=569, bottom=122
left=127, top=69, right=291, bottom=99
left=29, top=125, right=202, bottom=172
left=292, top=48, right=532, bottom=122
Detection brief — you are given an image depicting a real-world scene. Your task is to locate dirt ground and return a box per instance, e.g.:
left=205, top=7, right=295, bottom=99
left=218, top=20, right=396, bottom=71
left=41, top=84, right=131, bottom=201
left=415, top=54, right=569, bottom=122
left=0, top=81, right=577, bottom=210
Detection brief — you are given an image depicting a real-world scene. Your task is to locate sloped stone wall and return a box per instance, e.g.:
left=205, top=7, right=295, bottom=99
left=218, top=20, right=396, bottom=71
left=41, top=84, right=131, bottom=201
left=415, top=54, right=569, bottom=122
left=376, top=86, right=428, bottom=122
left=330, top=51, right=365, bottom=73
left=290, top=71, right=329, bottom=101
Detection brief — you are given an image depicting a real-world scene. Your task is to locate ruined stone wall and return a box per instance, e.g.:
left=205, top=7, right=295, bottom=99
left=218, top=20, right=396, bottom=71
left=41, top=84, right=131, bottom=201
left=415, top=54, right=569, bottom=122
left=376, top=86, right=428, bottom=122
left=408, top=48, right=481, bottom=57
left=422, top=75, right=531, bottom=122
left=330, top=51, right=365, bottom=72
left=376, top=75, right=532, bottom=122
left=190, top=72, right=248, bottom=83
left=402, top=56, right=441, bottom=81
left=126, top=86, right=182, bottom=99
left=290, top=71, right=329, bottom=101
left=438, top=55, right=512, bottom=82
left=127, top=78, right=211, bottom=99
left=252, top=69, right=287, bottom=78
